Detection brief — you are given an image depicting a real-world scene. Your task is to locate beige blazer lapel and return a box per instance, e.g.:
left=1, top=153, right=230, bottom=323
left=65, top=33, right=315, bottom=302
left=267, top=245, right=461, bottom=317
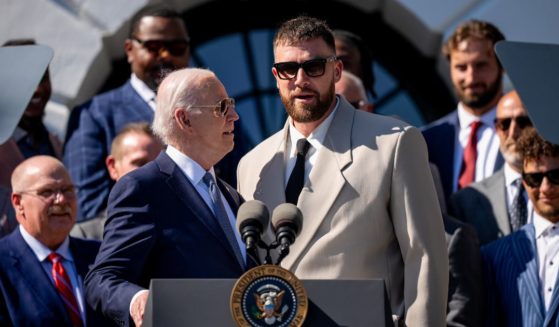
left=282, top=103, right=354, bottom=270
left=254, top=124, right=289, bottom=211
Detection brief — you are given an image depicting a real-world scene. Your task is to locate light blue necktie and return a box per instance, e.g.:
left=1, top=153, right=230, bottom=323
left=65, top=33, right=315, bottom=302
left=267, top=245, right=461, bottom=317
left=203, top=172, right=244, bottom=269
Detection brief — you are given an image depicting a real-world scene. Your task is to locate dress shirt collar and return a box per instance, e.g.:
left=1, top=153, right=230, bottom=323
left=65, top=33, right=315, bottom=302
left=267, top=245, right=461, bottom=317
left=19, top=225, right=73, bottom=263
left=165, top=145, right=215, bottom=186
left=504, top=162, right=522, bottom=187
left=130, top=73, right=156, bottom=110
left=457, top=103, right=496, bottom=130
left=534, top=212, right=559, bottom=240
left=288, top=96, right=340, bottom=154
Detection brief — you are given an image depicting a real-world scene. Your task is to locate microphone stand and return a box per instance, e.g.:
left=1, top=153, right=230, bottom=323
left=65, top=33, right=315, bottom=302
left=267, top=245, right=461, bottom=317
left=256, top=240, right=290, bottom=266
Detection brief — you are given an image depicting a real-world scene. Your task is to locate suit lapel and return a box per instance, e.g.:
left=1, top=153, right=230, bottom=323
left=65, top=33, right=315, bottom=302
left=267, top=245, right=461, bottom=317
left=512, top=226, right=545, bottom=323
left=9, top=230, right=70, bottom=324
left=487, top=170, right=512, bottom=235
left=157, top=153, right=238, bottom=263
left=282, top=103, right=354, bottom=270
left=123, top=81, right=154, bottom=122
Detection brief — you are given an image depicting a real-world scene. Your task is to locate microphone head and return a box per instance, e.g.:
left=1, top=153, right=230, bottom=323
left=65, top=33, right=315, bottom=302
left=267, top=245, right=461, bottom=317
left=236, top=200, right=270, bottom=233
left=271, top=203, right=303, bottom=236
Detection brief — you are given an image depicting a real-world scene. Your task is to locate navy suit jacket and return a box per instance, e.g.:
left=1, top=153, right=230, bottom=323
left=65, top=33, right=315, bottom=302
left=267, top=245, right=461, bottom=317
left=482, top=224, right=559, bottom=326
left=422, top=111, right=503, bottom=203
left=0, top=228, right=112, bottom=326
left=85, top=152, right=248, bottom=326
left=64, top=80, right=153, bottom=220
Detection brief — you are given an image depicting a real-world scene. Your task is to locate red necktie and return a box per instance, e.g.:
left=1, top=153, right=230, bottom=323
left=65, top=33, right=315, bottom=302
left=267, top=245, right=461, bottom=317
left=458, top=120, right=482, bottom=189
left=48, top=253, right=83, bottom=327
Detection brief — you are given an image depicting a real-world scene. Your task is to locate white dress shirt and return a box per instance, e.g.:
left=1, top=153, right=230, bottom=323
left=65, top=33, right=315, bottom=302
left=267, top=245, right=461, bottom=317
left=453, top=104, right=501, bottom=191
left=19, top=225, right=86, bottom=324
left=130, top=73, right=156, bottom=111
left=534, top=214, right=559, bottom=311
left=285, top=97, right=340, bottom=187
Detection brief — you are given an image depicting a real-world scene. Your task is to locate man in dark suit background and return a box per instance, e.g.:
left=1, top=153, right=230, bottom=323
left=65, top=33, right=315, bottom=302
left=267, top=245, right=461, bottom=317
left=85, top=68, right=247, bottom=326
left=483, top=127, right=559, bottom=326
left=422, top=20, right=506, bottom=202
left=70, top=122, right=162, bottom=240
left=63, top=4, right=189, bottom=221
left=0, top=156, right=110, bottom=326
left=451, top=90, right=533, bottom=244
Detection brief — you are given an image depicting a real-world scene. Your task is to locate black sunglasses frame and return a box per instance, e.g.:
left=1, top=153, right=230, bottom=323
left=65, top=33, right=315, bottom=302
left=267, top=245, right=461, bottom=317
left=132, top=37, right=190, bottom=56
left=494, top=116, right=532, bottom=131
left=273, top=56, right=337, bottom=80
left=188, top=98, right=235, bottom=117
left=522, top=168, right=559, bottom=188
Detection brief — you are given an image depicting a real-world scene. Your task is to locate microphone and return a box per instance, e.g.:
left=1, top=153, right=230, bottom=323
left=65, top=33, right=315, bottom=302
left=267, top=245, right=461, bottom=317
left=236, top=200, right=270, bottom=256
left=271, top=203, right=303, bottom=265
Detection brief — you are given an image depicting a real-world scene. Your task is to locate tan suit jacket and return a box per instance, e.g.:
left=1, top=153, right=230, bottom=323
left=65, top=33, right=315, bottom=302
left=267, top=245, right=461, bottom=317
left=237, top=98, right=448, bottom=326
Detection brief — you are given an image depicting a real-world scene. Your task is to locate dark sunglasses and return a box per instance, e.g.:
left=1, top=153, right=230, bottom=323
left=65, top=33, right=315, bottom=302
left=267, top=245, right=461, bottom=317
left=494, top=116, right=532, bottom=131
left=273, top=56, right=337, bottom=80
left=133, top=37, right=190, bottom=56
left=522, top=168, right=559, bottom=188
left=188, top=98, right=235, bottom=117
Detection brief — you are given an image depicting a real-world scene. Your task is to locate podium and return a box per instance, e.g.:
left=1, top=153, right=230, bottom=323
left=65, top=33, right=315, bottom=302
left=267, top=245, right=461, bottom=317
left=143, top=278, right=391, bottom=327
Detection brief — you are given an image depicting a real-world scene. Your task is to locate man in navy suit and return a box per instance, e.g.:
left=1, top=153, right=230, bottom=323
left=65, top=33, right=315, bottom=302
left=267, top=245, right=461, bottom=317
left=422, top=20, right=506, bottom=202
left=0, top=156, right=111, bottom=326
left=85, top=68, right=247, bottom=326
left=63, top=4, right=190, bottom=220
left=483, top=128, right=559, bottom=326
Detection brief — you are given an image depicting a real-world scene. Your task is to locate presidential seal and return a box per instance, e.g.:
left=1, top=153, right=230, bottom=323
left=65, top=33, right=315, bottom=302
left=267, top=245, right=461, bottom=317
left=230, top=265, right=308, bottom=327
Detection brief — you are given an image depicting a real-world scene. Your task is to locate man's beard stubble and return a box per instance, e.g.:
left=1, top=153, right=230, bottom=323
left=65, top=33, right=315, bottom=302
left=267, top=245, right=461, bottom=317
left=458, top=72, right=503, bottom=111
left=281, top=83, right=336, bottom=123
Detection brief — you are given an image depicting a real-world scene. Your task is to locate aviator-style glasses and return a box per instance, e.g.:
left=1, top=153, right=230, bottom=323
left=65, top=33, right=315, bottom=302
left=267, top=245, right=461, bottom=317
left=188, top=98, right=235, bottom=118
left=273, top=56, right=337, bottom=80
left=133, top=37, right=190, bottom=56
left=522, top=168, right=559, bottom=188
left=494, top=116, right=532, bottom=131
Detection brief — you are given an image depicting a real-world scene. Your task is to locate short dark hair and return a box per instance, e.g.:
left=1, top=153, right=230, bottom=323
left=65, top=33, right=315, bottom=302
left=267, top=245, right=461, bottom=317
left=273, top=16, right=335, bottom=54
left=442, top=20, right=505, bottom=62
left=333, top=29, right=376, bottom=98
left=111, top=122, right=159, bottom=159
left=2, top=38, right=36, bottom=47
left=517, top=127, right=559, bottom=163
left=129, top=4, right=183, bottom=38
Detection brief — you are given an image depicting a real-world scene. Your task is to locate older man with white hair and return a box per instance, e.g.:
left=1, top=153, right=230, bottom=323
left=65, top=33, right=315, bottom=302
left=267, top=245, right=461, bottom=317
left=85, top=68, right=248, bottom=327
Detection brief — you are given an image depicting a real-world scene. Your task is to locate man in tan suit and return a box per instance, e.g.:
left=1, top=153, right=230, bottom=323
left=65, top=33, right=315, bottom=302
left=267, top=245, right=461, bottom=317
left=237, top=16, right=448, bottom=326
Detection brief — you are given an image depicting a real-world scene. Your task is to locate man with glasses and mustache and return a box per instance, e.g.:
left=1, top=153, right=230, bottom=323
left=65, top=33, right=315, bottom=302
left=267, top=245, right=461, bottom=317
left=237, top=16, right=447, bottom=326
left=450, top=90, right=533, bottom=244
left=64, top=4, right=189, bottom=222
left=423, top=20, right=506, bottom=203
left=483, top=127, right=559, bottom=326
left=0, top=156, right=112, bottom=326
left=85, top=68, right=249, bottom=327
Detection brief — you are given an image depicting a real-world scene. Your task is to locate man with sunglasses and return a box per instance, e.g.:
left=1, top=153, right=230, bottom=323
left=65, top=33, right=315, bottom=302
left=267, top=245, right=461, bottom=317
left=64, top=4, right=189, bottom=222
left=482, top=127, right=559, bottom=326
left=237, top=16, right=447, bottom=326
left=450, top=90, right=533, bottom=244
left=422, top=20, right=506, bottom=204
left=85, top=68, right=249, bottom=327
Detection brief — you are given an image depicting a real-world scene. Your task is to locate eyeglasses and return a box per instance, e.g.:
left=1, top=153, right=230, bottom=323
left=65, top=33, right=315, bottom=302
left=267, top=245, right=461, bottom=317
left=19, top=185, right=76, bottom=202
left=494, top=116, right=532, bottom=131
left=188, top=98, right=235, bottom=117
left=522, top=168, right=559, bottom=188
left=273, top=56, right=337, bottom=80
left=132, top=37, right=190, bottom=56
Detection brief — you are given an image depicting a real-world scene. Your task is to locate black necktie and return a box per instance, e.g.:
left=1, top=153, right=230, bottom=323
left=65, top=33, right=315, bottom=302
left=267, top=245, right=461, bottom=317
left=285, top=139, right=311, bottom=205
left=510, top=178, right=528, bottom=231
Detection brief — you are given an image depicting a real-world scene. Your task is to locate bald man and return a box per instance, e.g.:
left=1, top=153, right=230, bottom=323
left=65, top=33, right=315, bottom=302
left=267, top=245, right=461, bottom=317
left=0, top=156, right=111, bottom=326
left=335, top=71, right=373, bottom=112
left=450, top=90, right=534, bottom=244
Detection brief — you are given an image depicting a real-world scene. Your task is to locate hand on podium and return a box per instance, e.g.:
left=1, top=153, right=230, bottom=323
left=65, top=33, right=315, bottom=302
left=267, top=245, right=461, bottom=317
left=131, top=290, right=149, bottom=326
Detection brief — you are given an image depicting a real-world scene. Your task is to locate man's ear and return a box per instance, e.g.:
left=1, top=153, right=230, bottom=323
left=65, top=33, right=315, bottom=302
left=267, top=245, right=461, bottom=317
left=11, top=193, right=25, bottom=222
left=175, top=109, right=191, bottom=128
left=124, top=39, right=134, bottom=64
left=106, top=155, right=120, bottom=181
